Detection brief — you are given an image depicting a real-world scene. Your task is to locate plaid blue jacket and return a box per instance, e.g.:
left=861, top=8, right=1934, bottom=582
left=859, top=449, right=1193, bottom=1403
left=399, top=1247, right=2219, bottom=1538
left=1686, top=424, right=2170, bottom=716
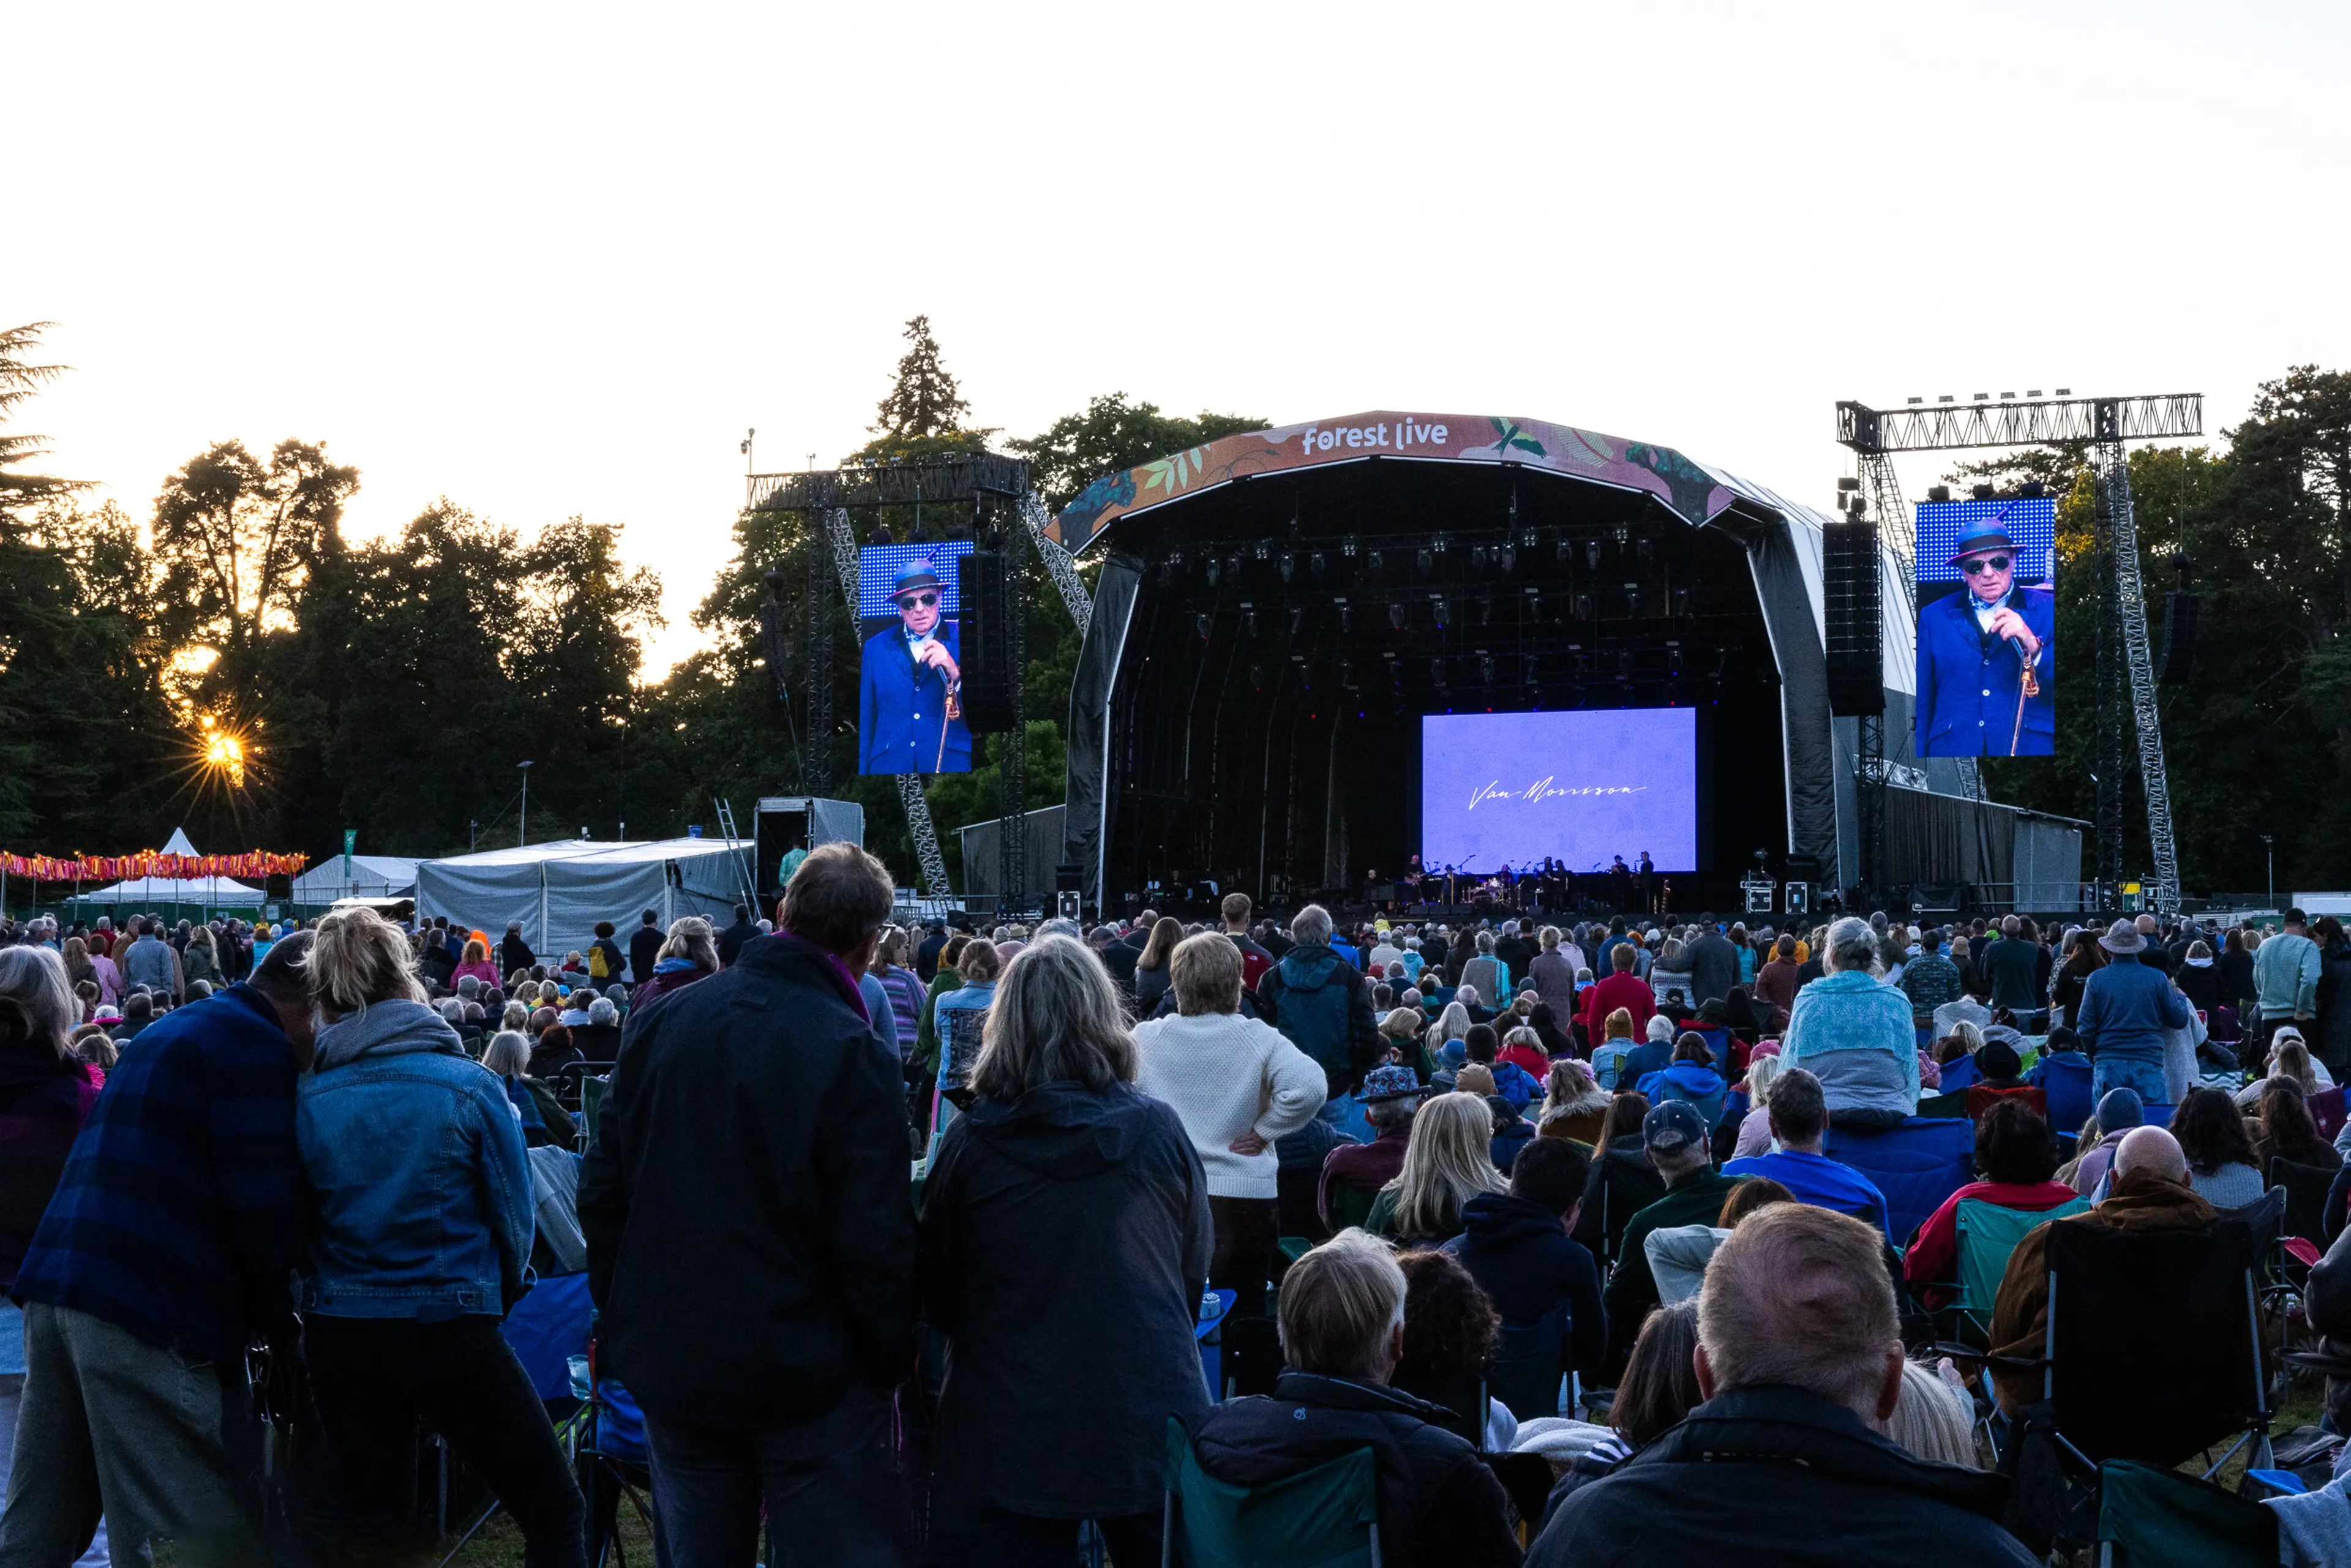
left=12, top=983, right=299, bottom=1360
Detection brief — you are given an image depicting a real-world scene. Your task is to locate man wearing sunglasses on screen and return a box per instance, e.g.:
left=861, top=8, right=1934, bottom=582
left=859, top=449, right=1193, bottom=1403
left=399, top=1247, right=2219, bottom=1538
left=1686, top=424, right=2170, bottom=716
left=1914, top=516, right=2055, bottom=757
left=857, top=556, right=972, bottom=774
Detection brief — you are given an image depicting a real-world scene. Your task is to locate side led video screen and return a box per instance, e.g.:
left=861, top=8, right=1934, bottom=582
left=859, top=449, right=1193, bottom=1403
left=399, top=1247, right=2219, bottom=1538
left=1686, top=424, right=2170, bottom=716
left=1420, top=708, right=1699, bottom=873
left=1913, top=496, right=2057, bottom=757
left=855, top=542, right=975, bottom=775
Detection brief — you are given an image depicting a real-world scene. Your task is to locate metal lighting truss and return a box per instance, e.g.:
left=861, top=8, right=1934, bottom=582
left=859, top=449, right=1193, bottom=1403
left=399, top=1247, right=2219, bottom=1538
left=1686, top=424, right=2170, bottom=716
left=1837, top=394, right=2200, bottom=914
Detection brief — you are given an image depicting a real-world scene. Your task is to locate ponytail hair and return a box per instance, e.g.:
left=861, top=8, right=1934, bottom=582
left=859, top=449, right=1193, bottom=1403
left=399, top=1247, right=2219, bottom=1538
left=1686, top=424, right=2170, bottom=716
left=308, top=907, right=427, bottom=1013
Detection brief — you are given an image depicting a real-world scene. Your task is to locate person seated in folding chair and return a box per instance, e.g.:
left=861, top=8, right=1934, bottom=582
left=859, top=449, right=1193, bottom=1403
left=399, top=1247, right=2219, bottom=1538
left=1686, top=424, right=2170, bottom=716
left=1722, top=1067, right=1891, bottom=1236
left=1903, top=1100, right=2082, bottom=1310
left=1446, top=1138, right=1609, bottom=1422
left=1986, top=1126, right=2219, bottom=1416
left=1530, top=1204, right=2035, bottom=1566
left=1183, top=1231, right=1521, bottom=1567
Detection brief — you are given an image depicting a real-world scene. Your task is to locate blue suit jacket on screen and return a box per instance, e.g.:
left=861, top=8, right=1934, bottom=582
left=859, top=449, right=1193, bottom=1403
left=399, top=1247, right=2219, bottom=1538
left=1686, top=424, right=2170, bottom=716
left=858, top=621, right=971, bottom=775
left=1914, top=585, right=2055, bottom=757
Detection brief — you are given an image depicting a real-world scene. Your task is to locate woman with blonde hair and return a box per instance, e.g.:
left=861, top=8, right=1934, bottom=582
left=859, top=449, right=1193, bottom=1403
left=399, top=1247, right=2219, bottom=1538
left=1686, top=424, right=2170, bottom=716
left=291, top=906, right=580, bottom=1561
left=2235, top=1028, right=2331, bottom=1106
left=1731, top=1051, right=1787, bottom=1159
left=1365, top=1090, right=1508, bottom=1247
left=1420, top=999, right=1472, bottom=1081
left=1377, top=1005, right=1425, bottom=1066
left=1884, top=1358, right=1981, bottom=1468
left=629, top=915, right=718, bottom=1011
left=1537, top=1057, right=1611, bottom=1144
left=920, top=936, right=1209, bottom=1561
left=181, top=924, right=223, bottom=989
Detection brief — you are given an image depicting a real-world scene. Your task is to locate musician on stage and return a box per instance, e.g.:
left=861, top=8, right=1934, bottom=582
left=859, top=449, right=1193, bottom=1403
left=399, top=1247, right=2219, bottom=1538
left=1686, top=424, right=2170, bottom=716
left=1637, top=851, right=1657, bottom=915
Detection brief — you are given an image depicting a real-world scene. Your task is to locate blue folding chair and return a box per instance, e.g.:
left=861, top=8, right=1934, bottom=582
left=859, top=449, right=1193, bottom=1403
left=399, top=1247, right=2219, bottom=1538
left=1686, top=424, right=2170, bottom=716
left=2035, top=1052, right=2094, bottom=1135
left=1938, top=1053, right=1981, bottom=1093
left=1824, top=1117, right=1974, bottom=1246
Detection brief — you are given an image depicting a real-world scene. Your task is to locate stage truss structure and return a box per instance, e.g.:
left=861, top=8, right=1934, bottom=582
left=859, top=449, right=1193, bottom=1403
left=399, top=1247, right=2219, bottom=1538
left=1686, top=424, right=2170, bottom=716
left=746, top=454, right=1092, bottom=913
left=1837, top=394, right=2201, bottom=913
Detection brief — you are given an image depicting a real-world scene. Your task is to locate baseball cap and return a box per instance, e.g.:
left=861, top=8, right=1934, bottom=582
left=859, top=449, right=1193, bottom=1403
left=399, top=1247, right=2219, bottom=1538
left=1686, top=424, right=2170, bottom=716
left=1643, top=1100, right=1709, bottom=1155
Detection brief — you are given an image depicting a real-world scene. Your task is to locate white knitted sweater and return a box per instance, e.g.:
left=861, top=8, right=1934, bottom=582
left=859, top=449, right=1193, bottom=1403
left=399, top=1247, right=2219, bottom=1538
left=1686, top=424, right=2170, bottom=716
left=1132, top=1011, right=1327, bottom=1198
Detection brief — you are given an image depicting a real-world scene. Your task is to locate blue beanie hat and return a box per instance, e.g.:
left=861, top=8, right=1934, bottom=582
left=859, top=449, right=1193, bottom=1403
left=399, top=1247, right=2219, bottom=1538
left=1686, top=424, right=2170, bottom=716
left=2095, top=1087, right=2144, bottom=1132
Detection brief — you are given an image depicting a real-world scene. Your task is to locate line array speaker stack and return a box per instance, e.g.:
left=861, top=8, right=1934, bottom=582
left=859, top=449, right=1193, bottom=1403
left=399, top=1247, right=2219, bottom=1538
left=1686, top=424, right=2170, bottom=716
left=958, top=550, right=1017, bottom=733
left=2158, top=590, right=2198, bottom=685
left=1824, top=517, right=1884, bottom=716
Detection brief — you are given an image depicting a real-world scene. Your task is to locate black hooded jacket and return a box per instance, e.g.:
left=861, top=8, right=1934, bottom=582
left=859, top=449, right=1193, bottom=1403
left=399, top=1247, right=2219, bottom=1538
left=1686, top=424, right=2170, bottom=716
left=919, top=1078, right=1212, bottom=1519
left=1530, top=1384, right=2034, bottom=1567
left=1446, top=1192, right=1607, bottom=1375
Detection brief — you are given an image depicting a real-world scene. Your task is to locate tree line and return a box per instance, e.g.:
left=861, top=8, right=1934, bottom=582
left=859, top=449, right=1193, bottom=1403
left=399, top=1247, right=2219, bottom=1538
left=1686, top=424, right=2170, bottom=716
left=0, top=317, right=1264, bottom=891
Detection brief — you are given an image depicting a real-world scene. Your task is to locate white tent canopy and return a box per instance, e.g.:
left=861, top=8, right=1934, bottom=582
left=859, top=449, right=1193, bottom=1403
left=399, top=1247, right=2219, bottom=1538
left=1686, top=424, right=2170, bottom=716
left=64, top=827, right=266, bottom=910
left=290, top=855, right=422, bottom=906
left=414, top=838, right=757, bottom=957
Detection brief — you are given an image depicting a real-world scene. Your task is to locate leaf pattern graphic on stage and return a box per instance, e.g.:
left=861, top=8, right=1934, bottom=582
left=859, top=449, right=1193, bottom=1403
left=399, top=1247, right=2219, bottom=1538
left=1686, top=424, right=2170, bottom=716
left=1562, top=427, right=1618, bottom=469
left=1625, top=442, right=1725, bottom=522
left=1479, top=418, right=1548, bottom=459
left=1138, top=446, right=1208, bottom=497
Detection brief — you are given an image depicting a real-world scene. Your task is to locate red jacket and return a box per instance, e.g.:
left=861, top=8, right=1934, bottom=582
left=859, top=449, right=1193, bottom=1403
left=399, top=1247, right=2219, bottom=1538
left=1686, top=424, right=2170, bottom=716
left=1496, top=1042, right=1551, bottom=1081
left=1580, top=972, right=1656, bottom=1043
left=1900, top=1179, right=2082, bottom=1307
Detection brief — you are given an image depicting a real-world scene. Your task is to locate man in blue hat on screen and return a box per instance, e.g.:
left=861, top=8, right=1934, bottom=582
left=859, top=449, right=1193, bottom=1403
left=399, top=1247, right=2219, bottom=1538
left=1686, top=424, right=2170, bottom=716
left=857, top=556, right=971, bottom=774
left=1914, top=516, right=2055, bottom=757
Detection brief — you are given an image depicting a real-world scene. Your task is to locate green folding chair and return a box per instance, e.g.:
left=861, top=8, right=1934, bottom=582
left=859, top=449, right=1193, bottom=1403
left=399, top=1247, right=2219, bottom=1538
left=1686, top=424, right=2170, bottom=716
left=1951, top=1196, right=2088, bottom=1343
left=1162, top=1417, right=1380, bottom=1567
left=2094, top=1459, right=2277, bottom=1566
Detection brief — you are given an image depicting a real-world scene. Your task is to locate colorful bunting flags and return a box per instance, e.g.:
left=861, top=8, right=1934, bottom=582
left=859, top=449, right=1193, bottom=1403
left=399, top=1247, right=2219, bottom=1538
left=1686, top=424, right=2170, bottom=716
left=0, top=850, right=308, bottom=882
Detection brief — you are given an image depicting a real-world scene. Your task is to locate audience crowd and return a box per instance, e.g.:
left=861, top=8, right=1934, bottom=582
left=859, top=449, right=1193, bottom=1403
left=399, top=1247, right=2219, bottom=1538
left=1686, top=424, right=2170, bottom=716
left=0, top=884, right=2345, bottom=1564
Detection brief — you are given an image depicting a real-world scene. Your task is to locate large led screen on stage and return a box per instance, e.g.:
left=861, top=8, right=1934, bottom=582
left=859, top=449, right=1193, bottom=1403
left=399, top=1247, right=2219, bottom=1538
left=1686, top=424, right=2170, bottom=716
left=855, top=542, right=975, bottom=776
left=1421, top=709, right=1698, bottom=874
left=1914, top=496, right=2057, bottom=758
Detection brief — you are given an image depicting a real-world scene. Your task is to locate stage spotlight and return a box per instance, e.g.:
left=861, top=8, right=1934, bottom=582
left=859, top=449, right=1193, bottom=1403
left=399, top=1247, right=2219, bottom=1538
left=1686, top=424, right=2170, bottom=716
left=1625, top=590, right=1640, bottom=617
left=1927, top=485, right=1951, bottom=503
left=1480, top=653, right=1496, bottom=685
left=1278, top=552, right=1295, bottom=583
left=1194, top=612, right=1212, bottom=640
left=1388, top=599, right=1406, bottom=629
left=1637, top=538, right=1652, bottom=562
left=1254, top=540, right=1270, bottom=560
left=1340, top=659, right=1355, bottom=689
left=1338, top=603, right=1353, bottom=631
left=1416, top=549, right=1433, bottom=577
left=1498, top=544, right=1515, bottom=574
left=1245, top=610, right=1259, bottom=638
left=1368, top=549, right=1384, bottom=572
left=1672, top=588, right=1690, bottom=618
left=1575, top=593, right=1594, bottom=620
left=1618, top=650, right=1633, bottom=678
left=1526, top=588, right=1542, bottom=620
left=1433, top=596, right=1450, bottom=628
left=1288, top=607, right=1303, bottom=635
left=1585, top=540, right=1602, bottom=569
left=1250, top=664, right=1265, bottom=689
left=1613, top=523, right=1630, bottom=550
left=1471, top=546, right=1488, bottom=571
left=1431, top=658, right=1447, bottom=688
left=1556, top=536, right=1570, bottom=563
left=1297, top=660, right=1312, bottom=691
left=1310, top=552, right=1327, bottom=580
left=1480, top=598, right=1493, bottom=625
left=1205, top=558, right=1220, bottom=587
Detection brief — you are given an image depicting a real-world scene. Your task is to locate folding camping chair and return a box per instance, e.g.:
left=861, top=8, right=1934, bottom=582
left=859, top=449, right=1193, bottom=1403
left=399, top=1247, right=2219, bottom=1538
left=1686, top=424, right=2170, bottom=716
left=1161, top=1419, right=1380, bottom=1567
left=1992, top=1215, right=2273, bottom=1551
left=1948, top=1196, right=2088, bottom=1345
left=1824, top=1116, right=1973, bottom=1246
left=1968, top=1084, right=2047, bottom=1125
left=2308, top=1086, right=2347, bottom=1147
left=2270, top=1157, right=2336, bottom=1249
left=2038, top=1053, right=2095, bottom=1135
left=1484, top=1304, right=1569, bottom=1425
left=2093, top=1459, right=2278, bottom=1566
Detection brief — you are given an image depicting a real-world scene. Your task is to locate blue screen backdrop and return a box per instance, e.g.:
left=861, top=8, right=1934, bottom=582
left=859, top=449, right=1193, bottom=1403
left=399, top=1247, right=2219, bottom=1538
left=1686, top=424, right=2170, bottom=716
left=1421, top=709, right=1698, bottom=872
left=857, top=541, right=977, bottom=617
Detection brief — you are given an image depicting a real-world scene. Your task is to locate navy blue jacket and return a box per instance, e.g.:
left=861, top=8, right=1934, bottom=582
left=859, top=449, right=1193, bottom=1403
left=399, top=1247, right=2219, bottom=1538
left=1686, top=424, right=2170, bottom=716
left=1447, top=1191, right=1607, bottom=1375
left=14, top=984, right=299, bottom=1360
left=1914, top=585, right=2055, bottom=757
left=857, top=620, right=970, bottom=775
left=1531, top=1384, right=2034, bottom=1566
left=2074, top=951, right=2192, bottom=1064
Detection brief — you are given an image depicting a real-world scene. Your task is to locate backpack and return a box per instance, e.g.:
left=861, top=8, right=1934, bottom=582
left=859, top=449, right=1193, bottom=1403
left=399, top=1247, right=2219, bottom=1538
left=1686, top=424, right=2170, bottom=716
left=588, top=945, right=609, bottom=980
left=1274, top=951, right=1352, bottom=1076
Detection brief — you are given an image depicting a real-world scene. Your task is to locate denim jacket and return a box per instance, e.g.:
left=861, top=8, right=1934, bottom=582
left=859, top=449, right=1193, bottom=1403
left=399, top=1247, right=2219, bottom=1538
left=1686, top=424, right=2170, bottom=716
left=297, top=999, right=534, bottom=1319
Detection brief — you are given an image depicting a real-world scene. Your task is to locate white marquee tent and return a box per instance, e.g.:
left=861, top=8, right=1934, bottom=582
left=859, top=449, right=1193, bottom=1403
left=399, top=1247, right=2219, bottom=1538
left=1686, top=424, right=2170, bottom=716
left=414, top=838, right=757, bottom=956
left=62, top=828, right=266, bottom=914
left=289, top=854, right=422, bottom=910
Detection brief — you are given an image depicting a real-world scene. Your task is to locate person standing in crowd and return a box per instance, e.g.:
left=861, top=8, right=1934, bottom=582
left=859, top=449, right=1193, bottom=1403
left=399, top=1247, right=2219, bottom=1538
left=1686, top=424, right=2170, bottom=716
left=918, top=936, right=1210, bottom=1565
left=2073, top=918, right=2192, bottom=1105
left=116, top=917, right=179, bottom=1007
left=715, top=904, right=760, bottom=968
left=869, top=926, right=928, bottom=1060
left=1782, top=917, right=1919, bottom=1134
left=0, top=949, right=107, bottom=1562
left=1752, top=935, right=1801, bottom=1032
left=2314, top=917, right=2351, bottom=1083
left=2219, top=926, right=2259, bottom=1018
left=179, top=925, right=223, bottom=991
left=451, top=936, right=501, bottom=990
left=581, top=843, right=915, bottom=1566
left=1897, top=928, right=1961, bottom=1030
left=1721, top=1068, right=1889, bottom=1235
left=929, top=937, right=1003, bottom=1099
left=1599, top=1101, right=1747, bottom=1379
left=1131, top=915, right=1183, bottom=1019
left=1218, top=895, right=1276, bottom=993
left=1185, top=1232, right=1520, bottom=1567
left=588, top=920, right=627, bottom=985
left=1530, top=927, right=1578, bottom=1017
left=1133, top=934, right=1325, bottom=1321
left=498, top=921, right=536, bottom=977
left=1682, top=918, right=1740, bottom=1010
left=1534, top=1204, right=2032, bottom=1567
left=1580, top=942, right=1657, bottom=1047
left=1258, top=905, right=1381, bottom=1101
left=2255, top=908, right=2325, bottom=1059
left=628, top=909, right=664, bottom=986
left=915, top=920, right=950, bottom=985
left=630, top=916, right=719, bottom=1012
left=290, top=909, right=582, bottom=1564
left=0, top=934, right=317, bottom=1563
left=1981, top=916, right=2044, bottom=1022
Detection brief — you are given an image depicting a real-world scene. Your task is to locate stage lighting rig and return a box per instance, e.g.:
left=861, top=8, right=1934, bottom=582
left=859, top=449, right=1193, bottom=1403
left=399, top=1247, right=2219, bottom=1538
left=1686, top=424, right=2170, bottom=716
left=1205, top=558, right=1220, bottom=586
left=1498, top=542, right=1516, bottom=574
left=1279, top=552, right=1295, bottom=583
left=1388, top=600, right=1406, bottom=629
left=1433, top=595, right=1450, bottom=628
left=1310, top=552, right=1327, bottom=580
left=1584, top=541, right=1602, bottom=569
left=1194, top=612, right=1212, bottom=640
left=1245, top=609, right=1259, bottom=638
left=1417, top=549, right=1433, bottom=577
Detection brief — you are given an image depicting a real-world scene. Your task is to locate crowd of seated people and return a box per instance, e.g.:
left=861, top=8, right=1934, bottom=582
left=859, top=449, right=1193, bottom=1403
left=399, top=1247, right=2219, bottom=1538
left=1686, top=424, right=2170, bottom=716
left=0, top=888, right=2338, bottom=1563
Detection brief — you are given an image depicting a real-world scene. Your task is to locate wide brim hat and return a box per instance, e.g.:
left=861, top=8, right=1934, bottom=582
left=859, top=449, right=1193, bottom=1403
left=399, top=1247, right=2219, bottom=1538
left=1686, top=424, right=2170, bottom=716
left=2098, top=918, right=2147, bottom=955
left=1946, top=522, right=2019, bottom=569
left=891, top=559, right=943, bottom=601
left=1359, top=1064, right=1431, bottom=1104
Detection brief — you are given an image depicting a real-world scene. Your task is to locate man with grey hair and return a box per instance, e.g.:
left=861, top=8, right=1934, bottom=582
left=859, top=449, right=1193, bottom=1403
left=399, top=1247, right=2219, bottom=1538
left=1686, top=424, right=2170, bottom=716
left=1532, top=1204, right=2032, bottom=1565
left=1259, top=904, right=1381, bottom=1101
left=1186, top=1232, right=1520, bottom=1567
left=1782, top=916, right=1920, bottom=1135
left=1033, top=917, right=1084, bottom=942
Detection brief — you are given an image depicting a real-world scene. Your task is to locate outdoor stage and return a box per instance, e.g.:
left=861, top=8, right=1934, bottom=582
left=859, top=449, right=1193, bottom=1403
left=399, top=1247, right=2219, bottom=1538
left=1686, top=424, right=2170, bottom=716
left=1048, top=411, right=1850, bottom=917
